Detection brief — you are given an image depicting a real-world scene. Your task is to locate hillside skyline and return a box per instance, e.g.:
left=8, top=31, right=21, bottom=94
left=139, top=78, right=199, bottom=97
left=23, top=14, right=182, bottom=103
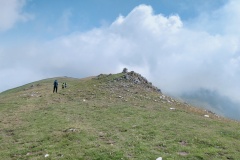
left=1, top=0, right=240, bottom=117
left=1, top=72, right=240, bottom=159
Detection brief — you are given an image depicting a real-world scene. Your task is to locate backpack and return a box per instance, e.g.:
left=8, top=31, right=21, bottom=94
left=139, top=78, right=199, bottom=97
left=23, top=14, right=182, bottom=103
left=54, top=80, right=58, bottom=86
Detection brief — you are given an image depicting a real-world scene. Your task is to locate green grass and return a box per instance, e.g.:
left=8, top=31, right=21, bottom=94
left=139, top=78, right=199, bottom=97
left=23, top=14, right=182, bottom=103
left=0, top=73, right=240, bottom=159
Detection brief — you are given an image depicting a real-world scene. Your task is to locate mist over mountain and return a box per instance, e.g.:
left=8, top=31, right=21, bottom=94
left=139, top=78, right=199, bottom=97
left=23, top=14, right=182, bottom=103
left=181, top=88, right=240, bottom=120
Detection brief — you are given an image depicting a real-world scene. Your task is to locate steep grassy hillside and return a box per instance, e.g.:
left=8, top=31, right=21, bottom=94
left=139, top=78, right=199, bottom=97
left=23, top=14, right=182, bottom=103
left=0, top=72, right=240, bottom=160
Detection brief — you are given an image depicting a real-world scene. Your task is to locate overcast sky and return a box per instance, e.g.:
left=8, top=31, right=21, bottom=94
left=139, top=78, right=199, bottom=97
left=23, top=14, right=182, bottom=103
left=1, top=0, right=240, bottom=118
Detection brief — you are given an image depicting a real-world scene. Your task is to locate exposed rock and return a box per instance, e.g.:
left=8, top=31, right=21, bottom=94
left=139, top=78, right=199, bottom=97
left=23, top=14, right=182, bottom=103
left=205, top=110, right=217, bottom=116
left=116, top=71, right=162, bottom=93
left=96, top=74, right=107, bottom=79
left=122, top=68, right=128, bottom=73
left=179, top=140, right=188, bottom=146
left=94, top=71, right=166, bottom=105
left=106, top=140, right=115, bottom=145
left=44, top=154, right=49, bottom=158
left=64, top=128, right=78, bottom=132
left=26, top=153, right=31, bottom=156
left=98, top=132, right=106, bottom=137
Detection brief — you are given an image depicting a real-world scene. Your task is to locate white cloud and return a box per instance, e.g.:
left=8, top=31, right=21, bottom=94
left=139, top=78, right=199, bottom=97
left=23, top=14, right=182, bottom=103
left=186, top=0, right=240, bottom=35
left=0, top=0, right=31, bottom=32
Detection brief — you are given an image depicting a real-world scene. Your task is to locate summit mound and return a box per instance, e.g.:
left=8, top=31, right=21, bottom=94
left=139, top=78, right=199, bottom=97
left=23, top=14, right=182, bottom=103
left=0, top=71, right=240, bottom=159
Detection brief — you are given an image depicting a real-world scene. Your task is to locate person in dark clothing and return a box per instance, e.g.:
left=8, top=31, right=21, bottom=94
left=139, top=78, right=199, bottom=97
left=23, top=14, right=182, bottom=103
left=64, top=82, right=67, bottom=88
left=53, top=80, right=58, bottom=93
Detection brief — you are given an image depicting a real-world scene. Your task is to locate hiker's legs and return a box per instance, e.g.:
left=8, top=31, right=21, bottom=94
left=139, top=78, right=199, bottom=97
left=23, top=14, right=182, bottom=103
left=53, top=86, right=57, bottom=93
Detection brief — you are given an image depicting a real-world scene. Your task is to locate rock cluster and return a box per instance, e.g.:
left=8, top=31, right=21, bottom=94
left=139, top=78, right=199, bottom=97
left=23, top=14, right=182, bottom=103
left=93, top=70, right=178, bottom=105
left=114, top=71, right=161, bottom=93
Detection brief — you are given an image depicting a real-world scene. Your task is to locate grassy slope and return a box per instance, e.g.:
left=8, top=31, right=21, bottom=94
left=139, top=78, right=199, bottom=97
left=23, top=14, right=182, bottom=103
left=0, top=73, right=240, bottom=160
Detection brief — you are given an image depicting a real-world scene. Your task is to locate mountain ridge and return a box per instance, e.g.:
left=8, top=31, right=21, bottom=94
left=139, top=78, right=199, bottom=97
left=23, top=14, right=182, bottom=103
left=0, top=71, right=240, bottom=159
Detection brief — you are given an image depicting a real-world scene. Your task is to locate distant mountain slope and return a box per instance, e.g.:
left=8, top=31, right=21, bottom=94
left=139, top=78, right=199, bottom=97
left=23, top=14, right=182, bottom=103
left=0, top=72, right=240, bottom=159
left=181, top=88, right=240, bottom=120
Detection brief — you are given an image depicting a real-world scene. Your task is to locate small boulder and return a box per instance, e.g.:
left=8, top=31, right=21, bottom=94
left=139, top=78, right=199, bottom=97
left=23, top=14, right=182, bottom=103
left=122, top=68, right=128, bottom=73
left=44, top=154, right=49, bottom=158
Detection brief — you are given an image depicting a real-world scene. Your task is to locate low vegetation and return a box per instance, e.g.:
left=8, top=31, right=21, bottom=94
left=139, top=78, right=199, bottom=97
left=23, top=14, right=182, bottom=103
left=0, top=73, right=240, bottom=159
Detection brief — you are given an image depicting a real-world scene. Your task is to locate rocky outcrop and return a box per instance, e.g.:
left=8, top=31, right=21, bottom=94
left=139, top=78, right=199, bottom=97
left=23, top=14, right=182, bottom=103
left=114, top=70, right=161, bottom=93
left=122, top=68, right=128, bottom=73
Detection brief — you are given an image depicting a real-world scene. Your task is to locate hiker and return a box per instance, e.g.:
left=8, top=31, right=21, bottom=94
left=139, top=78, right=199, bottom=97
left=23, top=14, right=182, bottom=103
left=64, top=82, right=67, bottom=88
left=62, top=83, right=64, bottom=89
left=53, top=80, right=58, bottom=93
